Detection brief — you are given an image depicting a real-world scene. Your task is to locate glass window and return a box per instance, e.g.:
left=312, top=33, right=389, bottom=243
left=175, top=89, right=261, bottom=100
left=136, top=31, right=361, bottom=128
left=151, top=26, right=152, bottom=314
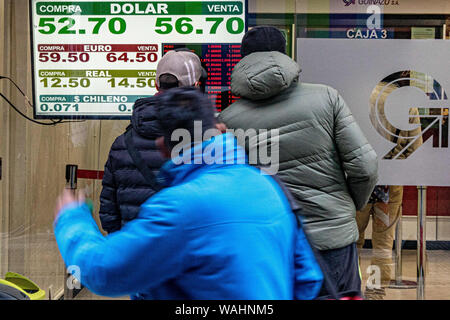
left=0, top=0, right=448, bottom=301
left=294, top=0, right=450, bottom=300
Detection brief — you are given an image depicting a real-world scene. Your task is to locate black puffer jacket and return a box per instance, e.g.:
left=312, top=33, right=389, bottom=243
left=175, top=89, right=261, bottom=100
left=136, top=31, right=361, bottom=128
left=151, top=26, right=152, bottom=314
left=99, top=96, right=166, bottom=233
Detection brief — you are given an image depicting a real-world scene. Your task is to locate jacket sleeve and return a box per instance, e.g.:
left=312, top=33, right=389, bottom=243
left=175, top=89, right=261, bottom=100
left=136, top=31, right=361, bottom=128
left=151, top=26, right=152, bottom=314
left=99, top=155, right=121, bottom=234
left=294, top=226, right=323, bottom=300
left=54, top=191, right=185, bottom=297
left=329, top=87, right=379, bottom=211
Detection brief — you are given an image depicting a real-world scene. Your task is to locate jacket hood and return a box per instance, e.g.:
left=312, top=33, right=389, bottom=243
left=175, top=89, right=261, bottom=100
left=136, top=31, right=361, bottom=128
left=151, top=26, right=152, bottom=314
left=157, top=133, right=247, bottom=187
left=231, top=51, right=301, bottom=101
left=131, top=96, right=164, bottom=139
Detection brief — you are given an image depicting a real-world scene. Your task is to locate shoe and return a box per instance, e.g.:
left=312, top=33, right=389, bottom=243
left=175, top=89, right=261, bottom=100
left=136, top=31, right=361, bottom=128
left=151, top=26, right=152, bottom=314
left=364, top=287, right=386, bottom=300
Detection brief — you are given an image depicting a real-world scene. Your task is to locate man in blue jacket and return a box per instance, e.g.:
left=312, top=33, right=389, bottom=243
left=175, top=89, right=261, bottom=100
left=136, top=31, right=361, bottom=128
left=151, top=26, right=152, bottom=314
left=54, top=87, right=323, bottom=300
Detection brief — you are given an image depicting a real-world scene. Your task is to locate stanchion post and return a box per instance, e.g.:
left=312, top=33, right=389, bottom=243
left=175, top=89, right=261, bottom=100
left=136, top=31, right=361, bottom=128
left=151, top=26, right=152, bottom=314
left=390, top=214, right=416, bottom=290
left=65, top=164, right=78, bottom=190
left=395, top=217, right=403, bottom=285
left=417, top=186, right=427, bottom=300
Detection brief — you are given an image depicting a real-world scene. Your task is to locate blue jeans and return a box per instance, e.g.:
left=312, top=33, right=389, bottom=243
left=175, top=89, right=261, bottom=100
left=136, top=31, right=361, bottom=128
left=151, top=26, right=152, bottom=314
left=316, top=242, right=362, bottom=299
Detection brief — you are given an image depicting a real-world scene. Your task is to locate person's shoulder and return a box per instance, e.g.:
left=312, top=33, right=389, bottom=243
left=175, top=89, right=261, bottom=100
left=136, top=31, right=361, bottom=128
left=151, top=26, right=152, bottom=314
left=107, top=125, right=132, bottom=155
left=139, top=185, right=194, bottom=219
left=295, top=83, right=343, bottom=108
left=134, top=95, right=159, bottom=108
left=218, top=99, right=254, bottom=123
left=148, top=173, right=216, bottom=205
left=130, top=96, right=159, bottom=120
left=296, top=82, right=336, bottom=95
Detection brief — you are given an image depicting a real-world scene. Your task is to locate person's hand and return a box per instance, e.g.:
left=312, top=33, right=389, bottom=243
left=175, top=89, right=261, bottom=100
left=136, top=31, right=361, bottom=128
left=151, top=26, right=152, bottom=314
left=215, top=122, right=227, bottom=133
left=54, top=189, right=85, bottom=220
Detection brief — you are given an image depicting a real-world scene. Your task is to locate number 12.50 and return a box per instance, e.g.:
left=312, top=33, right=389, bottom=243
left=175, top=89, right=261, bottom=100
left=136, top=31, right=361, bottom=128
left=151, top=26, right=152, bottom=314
left=40, top=78, right=90, bottom=88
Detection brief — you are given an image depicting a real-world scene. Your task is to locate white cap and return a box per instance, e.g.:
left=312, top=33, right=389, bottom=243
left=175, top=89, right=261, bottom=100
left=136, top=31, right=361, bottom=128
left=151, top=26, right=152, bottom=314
left=156, top=50, right=203, bottom=87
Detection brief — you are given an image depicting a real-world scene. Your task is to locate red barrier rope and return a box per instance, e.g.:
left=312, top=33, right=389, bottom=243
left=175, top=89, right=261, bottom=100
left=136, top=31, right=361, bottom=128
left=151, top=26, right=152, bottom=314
left=77, top=169, right=104, bottom=180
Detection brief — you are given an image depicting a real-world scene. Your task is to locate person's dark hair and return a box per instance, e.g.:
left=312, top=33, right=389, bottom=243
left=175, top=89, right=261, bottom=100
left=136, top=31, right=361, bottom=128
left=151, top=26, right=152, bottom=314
left=156, top=87, right=216, bottom=149
left=158, top=73, right=179, bottom=90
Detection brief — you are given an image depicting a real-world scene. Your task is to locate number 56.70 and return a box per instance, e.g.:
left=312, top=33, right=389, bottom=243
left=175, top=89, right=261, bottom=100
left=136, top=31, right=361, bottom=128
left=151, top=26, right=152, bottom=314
left=155, top=17, right=244, bottom=35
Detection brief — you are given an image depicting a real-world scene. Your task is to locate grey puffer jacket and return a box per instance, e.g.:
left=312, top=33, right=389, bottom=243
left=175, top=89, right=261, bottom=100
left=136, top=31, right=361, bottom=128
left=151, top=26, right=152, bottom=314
left=218, top=51, right=378, bottom=251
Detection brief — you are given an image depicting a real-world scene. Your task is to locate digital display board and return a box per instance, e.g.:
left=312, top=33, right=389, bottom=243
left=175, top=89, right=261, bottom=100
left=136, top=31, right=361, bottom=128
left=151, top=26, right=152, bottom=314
left=30, top=0, right=247, bottom=119
left=163, top=43, right=241, bottom=112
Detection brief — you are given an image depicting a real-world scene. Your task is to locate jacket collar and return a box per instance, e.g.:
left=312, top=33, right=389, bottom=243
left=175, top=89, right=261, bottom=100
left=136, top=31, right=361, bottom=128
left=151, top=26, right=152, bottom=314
left=131, top=96, right=164, bottom=139
left=157, top=133, right=247, bottom=187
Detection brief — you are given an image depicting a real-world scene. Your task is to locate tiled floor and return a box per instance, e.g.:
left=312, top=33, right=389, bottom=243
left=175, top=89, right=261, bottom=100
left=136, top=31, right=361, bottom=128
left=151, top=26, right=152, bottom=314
left=359, top=249, right=450, bottom=300
left=74, top=249, right=450, bottom=300
left=74, top=290, right=129, bottom=300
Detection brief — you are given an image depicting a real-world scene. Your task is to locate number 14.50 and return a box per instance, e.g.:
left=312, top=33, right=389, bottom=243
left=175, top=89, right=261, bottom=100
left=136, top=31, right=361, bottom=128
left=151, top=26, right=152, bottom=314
left=107, top=78, right=156, bottom=88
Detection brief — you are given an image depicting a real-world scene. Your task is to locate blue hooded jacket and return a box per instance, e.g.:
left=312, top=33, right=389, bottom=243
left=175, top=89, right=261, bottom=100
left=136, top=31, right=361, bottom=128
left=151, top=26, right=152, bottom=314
left=54, top=133, right=323, bottom=299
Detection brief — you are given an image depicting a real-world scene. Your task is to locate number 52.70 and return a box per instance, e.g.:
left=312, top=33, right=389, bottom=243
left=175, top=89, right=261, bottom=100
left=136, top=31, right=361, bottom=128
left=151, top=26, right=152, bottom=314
left=38, top=17, right=126, bottom=35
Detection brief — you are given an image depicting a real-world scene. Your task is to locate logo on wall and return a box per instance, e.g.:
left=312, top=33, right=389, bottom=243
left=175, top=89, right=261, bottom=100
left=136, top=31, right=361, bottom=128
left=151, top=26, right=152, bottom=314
left=344, top=4, right=391, bottom=39
left=370, top=71, right=449, bottom=159
left=343, top=0, right=400, bottom=6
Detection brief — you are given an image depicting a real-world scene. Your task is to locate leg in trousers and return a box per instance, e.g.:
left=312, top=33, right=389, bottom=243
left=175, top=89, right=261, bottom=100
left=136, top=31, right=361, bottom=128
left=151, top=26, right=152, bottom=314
left=371, top=186, right=403, bottom=288
left=356, top=204, right=373, bottom=260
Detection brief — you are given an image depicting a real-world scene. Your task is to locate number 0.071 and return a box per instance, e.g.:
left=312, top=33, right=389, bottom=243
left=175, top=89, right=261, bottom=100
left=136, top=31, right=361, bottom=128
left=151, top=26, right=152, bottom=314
left=40, top=103, right=79, bottom=112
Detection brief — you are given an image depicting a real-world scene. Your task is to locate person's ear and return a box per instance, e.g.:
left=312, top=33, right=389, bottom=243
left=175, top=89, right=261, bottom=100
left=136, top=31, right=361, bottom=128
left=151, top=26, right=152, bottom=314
left=156, top=136, right=171, bottom=159
left=215, top=122, right=227, bottom=133
left=155, top=83, right=160, bottom=92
